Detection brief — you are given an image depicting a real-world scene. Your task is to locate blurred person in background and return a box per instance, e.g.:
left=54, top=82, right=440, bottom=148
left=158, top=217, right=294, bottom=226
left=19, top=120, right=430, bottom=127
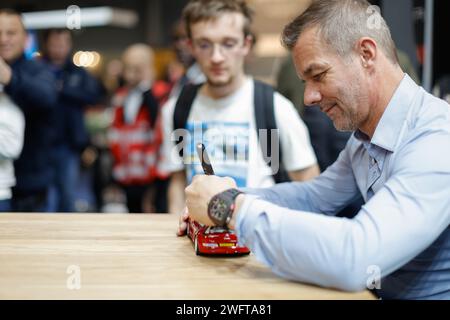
left=433, top=75, right=450, bottom=105
left=42, top=28, right=103, bottom=212
left=82, top=58, right=124, bottom=212
left=0, top=9, right=58, bottom=212
left=102, top=59, right=124, bottom=100
left=0, top=88, right=24, bottom=212
left=108, top=44, right=169, bottom=213
left=167, top=18, right=206, bottom=99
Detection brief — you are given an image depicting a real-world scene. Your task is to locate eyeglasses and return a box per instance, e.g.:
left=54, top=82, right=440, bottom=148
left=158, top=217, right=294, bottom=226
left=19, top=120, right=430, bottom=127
left=192, top=38, right=243, bottom=57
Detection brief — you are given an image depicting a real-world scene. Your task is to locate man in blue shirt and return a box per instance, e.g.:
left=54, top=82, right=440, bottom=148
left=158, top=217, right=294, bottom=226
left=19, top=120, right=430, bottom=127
left=181, top=0, right=450, bottom=299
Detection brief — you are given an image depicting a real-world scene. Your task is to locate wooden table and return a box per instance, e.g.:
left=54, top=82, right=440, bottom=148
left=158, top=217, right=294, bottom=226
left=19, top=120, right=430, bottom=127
left=0, top=213, right=375, bottom=300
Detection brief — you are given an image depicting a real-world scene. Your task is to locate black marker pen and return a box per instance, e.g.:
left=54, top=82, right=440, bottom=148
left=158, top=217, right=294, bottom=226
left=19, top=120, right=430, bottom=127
left=196, top=143, right=215, bottom=175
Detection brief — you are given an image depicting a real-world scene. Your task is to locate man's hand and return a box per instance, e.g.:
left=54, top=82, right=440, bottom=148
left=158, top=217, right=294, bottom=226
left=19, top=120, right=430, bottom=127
left=176, top=207, right=189, bottom=236
left=185, top=175, right=237, bottom=226
left=81, top=146, right=98, bottom=168
left=0, top=57, right=12, bottom=85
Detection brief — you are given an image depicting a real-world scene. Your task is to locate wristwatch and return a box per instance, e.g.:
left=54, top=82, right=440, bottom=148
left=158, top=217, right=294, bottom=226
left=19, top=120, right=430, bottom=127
left=207, top=188, right=244, bottom=227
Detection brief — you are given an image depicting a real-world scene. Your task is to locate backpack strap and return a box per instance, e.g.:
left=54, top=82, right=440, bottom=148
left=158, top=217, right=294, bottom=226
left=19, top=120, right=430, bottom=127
left=142, top=89, right=159, bottom=129
left=253, top=80, right=290, bottom=183
left=173, top=83, right=203, bottom=157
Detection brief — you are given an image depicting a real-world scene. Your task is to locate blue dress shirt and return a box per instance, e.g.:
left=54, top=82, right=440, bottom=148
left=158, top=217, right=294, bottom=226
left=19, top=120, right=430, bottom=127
left=237, top=75, right=450, bottom=299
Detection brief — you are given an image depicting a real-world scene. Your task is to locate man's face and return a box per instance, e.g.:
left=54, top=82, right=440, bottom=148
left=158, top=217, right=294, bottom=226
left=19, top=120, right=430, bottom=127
left=122, top=50, right=152, bottom=88
left=173, top=21, right=194, bottom=68
left=0, top=13, right=27, bottom=63
left=189, top=12, right=251, bottom=88
left=46, top=31, right=72, bottom=64
left=293, top=27, right=371, bottom=132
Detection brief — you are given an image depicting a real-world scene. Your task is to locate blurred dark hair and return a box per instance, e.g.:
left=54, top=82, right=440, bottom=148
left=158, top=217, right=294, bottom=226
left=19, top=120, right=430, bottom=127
left=42, top=28, right=73, bottom=44
left=182, top=0, right=254, bottom=39
left=0, top=8, right=22, bottom=16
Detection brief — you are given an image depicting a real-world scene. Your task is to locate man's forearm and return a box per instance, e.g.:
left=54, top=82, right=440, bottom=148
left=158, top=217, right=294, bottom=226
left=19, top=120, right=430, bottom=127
left=232, top=196, right=370, bottom=291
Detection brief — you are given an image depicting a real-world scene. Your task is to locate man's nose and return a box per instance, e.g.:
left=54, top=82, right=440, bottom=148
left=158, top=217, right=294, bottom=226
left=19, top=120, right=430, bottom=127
left=210, top=44, right=225, bottom=63
left=304, top=82, right=322, bottom=106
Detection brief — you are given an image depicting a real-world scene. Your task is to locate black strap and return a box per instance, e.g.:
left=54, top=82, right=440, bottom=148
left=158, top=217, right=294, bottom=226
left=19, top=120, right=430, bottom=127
left=253, top=80, right=290, bottom=183
left=120, top=89, right=159, bottom=128
left=142, top=89, right=159, bottom=129
left=173, top=83, right=202, bottom=131
left=173, top=83, right=203, bottom=157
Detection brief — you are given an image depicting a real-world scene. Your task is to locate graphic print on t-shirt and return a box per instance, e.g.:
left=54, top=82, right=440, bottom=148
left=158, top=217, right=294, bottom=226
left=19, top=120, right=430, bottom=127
left=185, top=121, right=249, bottom=187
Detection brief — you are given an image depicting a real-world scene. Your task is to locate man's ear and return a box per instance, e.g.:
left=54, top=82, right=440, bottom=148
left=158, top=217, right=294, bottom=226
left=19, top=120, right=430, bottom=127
left=186, top=38, right=195, bottom=55
left=357, top=37, right=377, bottom=69
left=242, top=34, right=253, bottom=55
left=187, top=38, right=193, bottom=49
left=186, top=38, right=198, bottom=60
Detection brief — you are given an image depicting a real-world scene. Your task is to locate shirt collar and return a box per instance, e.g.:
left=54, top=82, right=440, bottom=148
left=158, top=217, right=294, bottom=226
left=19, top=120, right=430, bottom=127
left=355, top=74, right=419, bottom=152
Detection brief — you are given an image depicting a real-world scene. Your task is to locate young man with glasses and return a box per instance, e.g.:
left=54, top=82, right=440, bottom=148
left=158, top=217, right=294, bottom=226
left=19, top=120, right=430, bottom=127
left=160, top=0, right=320, bottom=218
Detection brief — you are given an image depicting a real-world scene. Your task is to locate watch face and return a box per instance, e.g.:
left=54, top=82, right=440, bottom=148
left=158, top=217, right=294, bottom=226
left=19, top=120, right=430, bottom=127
left=210, top=197, right=228, bottom=222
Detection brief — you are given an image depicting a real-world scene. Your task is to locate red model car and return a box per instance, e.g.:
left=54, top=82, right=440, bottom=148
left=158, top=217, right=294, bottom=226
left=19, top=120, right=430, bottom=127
left=187, top=218, right=250, bottom=255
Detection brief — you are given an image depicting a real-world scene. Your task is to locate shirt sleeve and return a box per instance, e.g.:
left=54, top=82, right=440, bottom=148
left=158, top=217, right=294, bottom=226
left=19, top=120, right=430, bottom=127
left=236, top=128, right=450, bottom=292
left=243, top=138, right=361, bottom=215
left=273, top=92, right=317, bottom=172
left=158, top=96, right=185, bottom=174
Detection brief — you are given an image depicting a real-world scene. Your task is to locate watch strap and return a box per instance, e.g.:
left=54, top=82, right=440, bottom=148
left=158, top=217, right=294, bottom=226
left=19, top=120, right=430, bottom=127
left=208, top=188, right=243, bottom=227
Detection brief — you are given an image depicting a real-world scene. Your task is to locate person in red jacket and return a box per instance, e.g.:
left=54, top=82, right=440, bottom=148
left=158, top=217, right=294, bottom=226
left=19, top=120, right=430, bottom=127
left=109, top=44, right=170, bottom=213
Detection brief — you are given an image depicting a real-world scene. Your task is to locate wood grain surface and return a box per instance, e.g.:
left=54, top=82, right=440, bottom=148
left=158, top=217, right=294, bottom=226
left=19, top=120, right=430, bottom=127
left=0, top=213, right=375, bottom=300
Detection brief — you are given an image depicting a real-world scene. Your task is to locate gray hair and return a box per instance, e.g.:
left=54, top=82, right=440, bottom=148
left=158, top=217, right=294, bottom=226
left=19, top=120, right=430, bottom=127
left=281, top=0, right=398, bottom=64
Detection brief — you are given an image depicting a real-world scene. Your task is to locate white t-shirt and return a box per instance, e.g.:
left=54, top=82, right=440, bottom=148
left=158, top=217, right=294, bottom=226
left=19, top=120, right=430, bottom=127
left=160, top=77, right=317, bottom=188
left=0, top=92, right=25, bottom=200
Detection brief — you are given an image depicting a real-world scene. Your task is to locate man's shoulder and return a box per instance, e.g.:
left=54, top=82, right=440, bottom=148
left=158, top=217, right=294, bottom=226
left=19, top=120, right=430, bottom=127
left=16, top=57, right=47, bottom=73
left=405, top=89, right=450, bottom=140
left=161, top=95, right=178, bottom=123
left=416, top=91, right=450, bottom=124
left=250, top=78, right=295, bottom=111
left=273, top=90, right=297, bottom=108
left=12, top=58, right=56, bottom=85
left=384, top=90, right=450, bottom=173
left=271, top=90, right=307, bottom=127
